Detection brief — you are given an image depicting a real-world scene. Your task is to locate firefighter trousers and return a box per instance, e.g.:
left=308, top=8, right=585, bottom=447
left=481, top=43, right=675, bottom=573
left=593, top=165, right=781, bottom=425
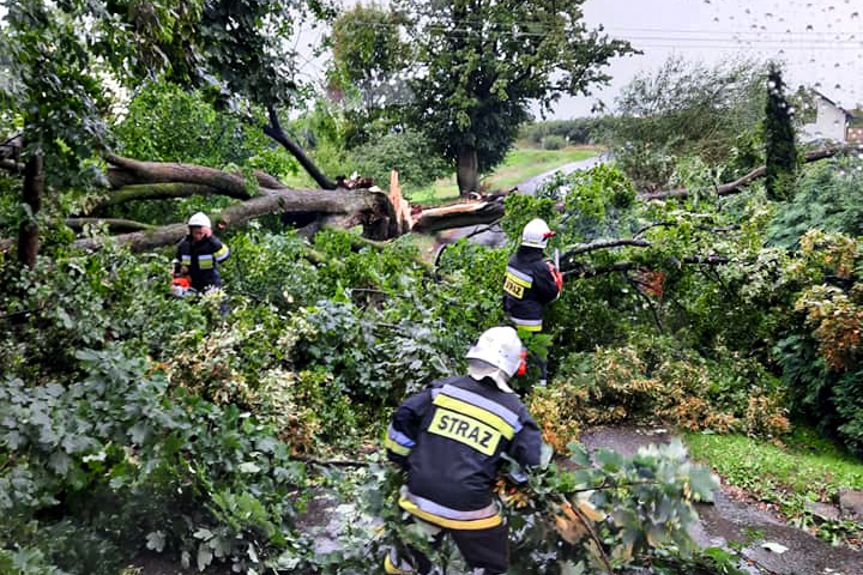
left=386, top=519, right=509, bottom=574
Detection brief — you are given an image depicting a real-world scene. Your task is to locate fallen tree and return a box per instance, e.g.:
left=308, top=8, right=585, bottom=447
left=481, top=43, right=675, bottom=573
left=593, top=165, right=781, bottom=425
left=0, top=153, right=508, bottom=254
left=640, top=145, right=861, bottom=201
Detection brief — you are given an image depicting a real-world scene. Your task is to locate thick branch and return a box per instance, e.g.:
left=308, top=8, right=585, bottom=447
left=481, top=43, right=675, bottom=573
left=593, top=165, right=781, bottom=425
left=562, top=238, right=651, bottom=258
left=19, top=151, right=43, bottom=268
left=0, top=159, right=23, bottom=174
left=412, top=199, right=505, bottom=233
left=93, top=183, right=236, bottom=211
left=105, top=154, right=258, bottom=198
left=263, top=106, right=337, bottom=190
left=71, top=188, right=395, bottom=252
left=640, top=145, right=861, bottom=201
left=66, top=218, right=157, bottom=233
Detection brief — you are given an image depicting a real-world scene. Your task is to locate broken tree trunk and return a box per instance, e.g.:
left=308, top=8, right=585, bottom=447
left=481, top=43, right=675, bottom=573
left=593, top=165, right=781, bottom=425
left=0, top=152, right=511, bottom=255
left=72, top=188, right=397, bottom=252
left=412, top=198, right=505, bottom=234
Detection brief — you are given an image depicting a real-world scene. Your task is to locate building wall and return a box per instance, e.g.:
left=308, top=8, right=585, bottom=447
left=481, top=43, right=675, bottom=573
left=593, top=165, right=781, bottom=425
left=801, top=98, right=848, bottom=143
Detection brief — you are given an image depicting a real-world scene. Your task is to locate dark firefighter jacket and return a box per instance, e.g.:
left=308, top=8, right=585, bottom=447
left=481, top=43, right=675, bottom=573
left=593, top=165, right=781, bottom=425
left=385, top=375, right=542, bottom=530
left=502, top=246, right=560, bottom=331
left=174, top=235, right=230, bottom=292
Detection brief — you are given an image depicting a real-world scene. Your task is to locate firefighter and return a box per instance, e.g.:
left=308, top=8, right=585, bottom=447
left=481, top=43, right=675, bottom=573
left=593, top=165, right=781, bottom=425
left=502, top=218, right=563, bottom=386
left=173, top=212, right=230, bottom=293
left=384, top=326, right=542, bottom=575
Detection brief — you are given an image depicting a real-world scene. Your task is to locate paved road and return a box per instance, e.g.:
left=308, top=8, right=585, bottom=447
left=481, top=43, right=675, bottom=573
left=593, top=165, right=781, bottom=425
left=581, top=426, right=863, bottom=575
left=436, top=153, right=608, bottom=248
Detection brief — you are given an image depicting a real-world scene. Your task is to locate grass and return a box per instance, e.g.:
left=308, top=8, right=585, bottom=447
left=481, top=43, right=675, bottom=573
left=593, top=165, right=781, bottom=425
left=276, top=145, right=601, bottom=206
left=685, top=426, right=863, bottom=547
left=407, top=146, right=601, bottom=205
left=685, top=427, right=863, bottom=501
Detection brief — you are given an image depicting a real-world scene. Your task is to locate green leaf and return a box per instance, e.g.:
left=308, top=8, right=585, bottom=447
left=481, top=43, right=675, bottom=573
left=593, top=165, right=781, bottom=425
left=146, top=531, right=166, bottom=553
left=197, top=543, right=213, bottom=571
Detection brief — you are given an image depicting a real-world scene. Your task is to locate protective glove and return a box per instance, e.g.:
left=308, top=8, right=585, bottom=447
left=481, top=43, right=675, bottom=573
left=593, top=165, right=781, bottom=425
left=547, top=262, right=564, bottom=293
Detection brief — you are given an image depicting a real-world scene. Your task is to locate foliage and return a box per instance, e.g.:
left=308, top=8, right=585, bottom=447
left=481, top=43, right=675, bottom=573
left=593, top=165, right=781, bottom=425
left=530, top=336, right=789, bottom=453
left=768, top=154, right=863, bottom=248
left=396, top=0, right=632, bottom=192
left=325, top=2, right=413, bottom=147
left=0, top=347, right=307, bottom=574
left=114, top=80, right=298, bottom=178
left=764, top=63, right=799, bottom=201
left=519, top=118, right=613, bottom=147
left=777, top=230, right=863, bottom=454
left=297, top=440, right=719, bottom=574
left=542, top=135, right=567, bottom=150
left=609, top=56, right=766, bottom=190
left=345, top=129, right=450, bottom=190
left=0, top=0, right=110, bottom=189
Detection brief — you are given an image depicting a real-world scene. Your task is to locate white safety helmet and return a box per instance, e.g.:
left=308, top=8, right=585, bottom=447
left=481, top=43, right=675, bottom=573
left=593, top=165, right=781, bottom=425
left=521, top=218, right=554, bottom=249
left=466, top=326, right=524, bottom=392
left=188, top=212, right=211, bottom=228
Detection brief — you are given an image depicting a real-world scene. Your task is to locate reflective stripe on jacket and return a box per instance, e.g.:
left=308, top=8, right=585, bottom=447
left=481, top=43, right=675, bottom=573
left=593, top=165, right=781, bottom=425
left=174, top=235, right=230, bottom=291
left=502, top=246, right=560, bottom=330
left=385, top=375, right=542, bottom=527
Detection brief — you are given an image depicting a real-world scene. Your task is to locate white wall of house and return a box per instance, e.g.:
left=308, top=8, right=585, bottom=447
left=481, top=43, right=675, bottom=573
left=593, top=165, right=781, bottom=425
left=801, top=97, right=848, bottom=143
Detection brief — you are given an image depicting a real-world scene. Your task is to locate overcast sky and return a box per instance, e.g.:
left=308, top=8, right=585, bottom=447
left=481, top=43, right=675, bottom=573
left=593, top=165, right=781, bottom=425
left=550, top=0, right=863, bottom=118
left=300, top=0, right=863, bottom=119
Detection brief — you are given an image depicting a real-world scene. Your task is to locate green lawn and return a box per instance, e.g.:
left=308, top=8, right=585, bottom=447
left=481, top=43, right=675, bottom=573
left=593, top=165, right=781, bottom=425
left=685, top=427, right=863, bottom=500
left=685, top=427, right=863, bottom=545
left=407, top=146, right=601, bottom=205
left=278, top=146, right=601, bottom=206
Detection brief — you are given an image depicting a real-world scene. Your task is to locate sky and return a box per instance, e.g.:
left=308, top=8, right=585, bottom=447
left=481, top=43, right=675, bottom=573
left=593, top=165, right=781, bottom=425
left=552, top=0, right=863, bottom=118
left=297, top=0, right=863, bottom=120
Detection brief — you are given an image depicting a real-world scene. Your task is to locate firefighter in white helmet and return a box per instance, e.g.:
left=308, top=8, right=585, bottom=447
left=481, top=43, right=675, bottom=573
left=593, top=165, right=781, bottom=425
left=172, top=212, right=230, bottom=294
left=384, top=326, right=542, bottom=574
left=502, top=218, right=563, bottom=386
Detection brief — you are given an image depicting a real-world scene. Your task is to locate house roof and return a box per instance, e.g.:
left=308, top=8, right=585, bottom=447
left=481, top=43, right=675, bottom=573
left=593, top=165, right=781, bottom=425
left=813, top=90, right=854, bottom=120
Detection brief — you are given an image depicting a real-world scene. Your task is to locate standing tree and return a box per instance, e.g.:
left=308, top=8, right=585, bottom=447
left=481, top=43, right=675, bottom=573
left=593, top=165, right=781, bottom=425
left=0, top=0, right=340, bottom=267
left=764, top=62, right=799, bottom=201
left=396, top=0, right=632, bottom=195
left=0, top=1, right=111, bottom=267
left=327, top=2, right=413, bottom=147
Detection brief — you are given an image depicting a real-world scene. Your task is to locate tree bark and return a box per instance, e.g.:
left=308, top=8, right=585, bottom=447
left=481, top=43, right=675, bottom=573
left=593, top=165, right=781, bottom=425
left=66, top=218, right=157, bottom=233
left=18, top=151, right=43, bottom=268
left=71, top=188, right=396, bottom=252
left=263, top=106, right=337, bottom=190
left=105, top=154, right=258, bottom=197
left=412, top=198, right=504, bottom=233
left=456, top=144, right=479, bottom=196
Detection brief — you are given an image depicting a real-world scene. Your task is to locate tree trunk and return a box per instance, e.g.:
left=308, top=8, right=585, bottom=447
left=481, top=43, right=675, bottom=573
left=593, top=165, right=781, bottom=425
left=456, top=144, right=479, bottom=196
left=18, top=151, right=43, bottom=268
left=71, top=188, right=397, bottom=252
left=412, top=199, right=504, bottom=233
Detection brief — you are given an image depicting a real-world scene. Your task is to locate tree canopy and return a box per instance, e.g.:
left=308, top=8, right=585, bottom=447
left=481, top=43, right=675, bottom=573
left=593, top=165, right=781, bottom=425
left=395, top=0, right=633, bottom=194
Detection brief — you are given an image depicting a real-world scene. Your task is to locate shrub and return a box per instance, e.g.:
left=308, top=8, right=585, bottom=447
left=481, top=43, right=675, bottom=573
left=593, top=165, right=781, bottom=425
left=541, top=134, right=566, bottom=150
left=346, top=129, right=450, bottom=190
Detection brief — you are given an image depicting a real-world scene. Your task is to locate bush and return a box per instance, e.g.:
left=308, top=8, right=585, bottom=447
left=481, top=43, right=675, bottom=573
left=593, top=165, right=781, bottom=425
left=519, top=118, right=612, bottom=147
left=346, top=129, right=450, bottom=190
left=768, top=155, right=863, bottom=248
left=541, top=134, right=566, bottom=150
left=530, top=335, right=789, bottom=453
